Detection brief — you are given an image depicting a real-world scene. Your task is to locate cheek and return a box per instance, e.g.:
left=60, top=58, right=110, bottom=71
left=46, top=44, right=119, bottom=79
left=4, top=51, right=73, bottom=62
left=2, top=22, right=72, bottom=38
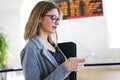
left=40, top=18, right=52, bottom=32
left=42, top=18, right=52, bottom=26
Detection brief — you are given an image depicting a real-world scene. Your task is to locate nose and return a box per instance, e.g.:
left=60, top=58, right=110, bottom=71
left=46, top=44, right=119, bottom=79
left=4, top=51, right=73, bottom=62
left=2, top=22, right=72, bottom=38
left=54, top=20, right=59, bottom=25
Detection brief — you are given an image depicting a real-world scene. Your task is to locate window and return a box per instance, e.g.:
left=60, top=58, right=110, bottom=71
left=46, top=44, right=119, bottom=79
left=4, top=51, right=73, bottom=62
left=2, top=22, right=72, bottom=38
left=104, top=0, right=120, bottom=48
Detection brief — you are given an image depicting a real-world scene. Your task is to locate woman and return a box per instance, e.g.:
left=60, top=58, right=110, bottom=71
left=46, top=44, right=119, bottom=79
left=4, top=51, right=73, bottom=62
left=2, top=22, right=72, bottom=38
left=20, top=1, right=85, bottom=80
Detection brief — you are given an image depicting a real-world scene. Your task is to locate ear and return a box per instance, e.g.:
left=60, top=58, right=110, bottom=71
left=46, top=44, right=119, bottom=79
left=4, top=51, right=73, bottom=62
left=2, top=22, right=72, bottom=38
left=38, top=17, right=42, bottom=23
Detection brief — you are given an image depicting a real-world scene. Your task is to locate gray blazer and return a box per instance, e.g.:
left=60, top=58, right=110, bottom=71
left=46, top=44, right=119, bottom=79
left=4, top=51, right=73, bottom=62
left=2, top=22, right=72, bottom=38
left=20, top=36, right=70, bottom=80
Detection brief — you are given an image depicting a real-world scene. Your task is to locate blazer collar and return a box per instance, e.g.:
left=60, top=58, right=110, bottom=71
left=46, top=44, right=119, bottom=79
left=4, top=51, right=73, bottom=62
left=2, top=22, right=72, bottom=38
left=31, top=36, right=59, bottom=67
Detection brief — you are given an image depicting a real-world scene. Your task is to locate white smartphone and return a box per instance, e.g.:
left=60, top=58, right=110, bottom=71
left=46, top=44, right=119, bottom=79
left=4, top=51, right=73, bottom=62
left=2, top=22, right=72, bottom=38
left=84, top=53, right=95, bottom=59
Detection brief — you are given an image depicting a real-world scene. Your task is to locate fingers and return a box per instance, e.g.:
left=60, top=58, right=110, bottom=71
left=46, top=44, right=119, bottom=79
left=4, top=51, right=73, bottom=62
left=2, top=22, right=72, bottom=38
left=64, top=57, right=85, bottom=72
left=72, top=58, right=85, bottom=72
left=75, top=63, right=84, bottom=72
left=76, top=58, right=85, bottom=63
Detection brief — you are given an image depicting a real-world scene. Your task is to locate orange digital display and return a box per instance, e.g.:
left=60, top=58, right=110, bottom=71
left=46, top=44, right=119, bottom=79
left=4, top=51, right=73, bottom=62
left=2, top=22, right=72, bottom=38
left=55, top=0, right=103, bottom=19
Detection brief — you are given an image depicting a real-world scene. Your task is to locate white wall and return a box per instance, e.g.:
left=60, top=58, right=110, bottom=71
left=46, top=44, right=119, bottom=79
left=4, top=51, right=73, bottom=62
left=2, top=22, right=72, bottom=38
left=104, top=0, right=120, bottom=48
left=58, top=16, right=108, bottom=49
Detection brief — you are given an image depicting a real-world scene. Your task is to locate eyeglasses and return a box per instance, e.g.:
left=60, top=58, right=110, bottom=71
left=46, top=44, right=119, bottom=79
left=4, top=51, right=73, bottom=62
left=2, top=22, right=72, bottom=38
left=44, top=15, right=60, bottom=23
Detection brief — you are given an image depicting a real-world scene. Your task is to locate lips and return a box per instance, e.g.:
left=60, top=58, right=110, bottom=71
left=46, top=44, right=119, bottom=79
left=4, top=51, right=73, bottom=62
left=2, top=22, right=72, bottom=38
left=52, top=26, right=57, bottom=29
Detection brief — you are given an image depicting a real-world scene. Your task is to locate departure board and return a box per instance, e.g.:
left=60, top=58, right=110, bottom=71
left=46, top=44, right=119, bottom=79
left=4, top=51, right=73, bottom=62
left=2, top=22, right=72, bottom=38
left=55, top=0, right=103, bottom=19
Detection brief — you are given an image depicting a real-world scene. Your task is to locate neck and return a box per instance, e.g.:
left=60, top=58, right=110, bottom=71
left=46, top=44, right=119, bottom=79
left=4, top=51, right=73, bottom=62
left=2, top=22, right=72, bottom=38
left=38, top=30, right=50, bottom=44
left=39, top=35, right=48, bottom=43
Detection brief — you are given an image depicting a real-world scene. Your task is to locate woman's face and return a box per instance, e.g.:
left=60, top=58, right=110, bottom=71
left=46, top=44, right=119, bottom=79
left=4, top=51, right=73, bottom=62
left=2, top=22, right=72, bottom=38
left=40, top=8, right=60, bottom=35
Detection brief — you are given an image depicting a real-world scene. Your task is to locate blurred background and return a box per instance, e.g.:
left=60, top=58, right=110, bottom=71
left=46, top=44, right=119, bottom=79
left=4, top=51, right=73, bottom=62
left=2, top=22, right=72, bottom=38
left=0, top=0, right=120, bottom=80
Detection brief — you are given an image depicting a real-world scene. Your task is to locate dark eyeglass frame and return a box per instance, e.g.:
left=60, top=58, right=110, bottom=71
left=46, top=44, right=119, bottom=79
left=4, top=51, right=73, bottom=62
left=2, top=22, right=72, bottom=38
left=43, top=15, right=60, bottom=23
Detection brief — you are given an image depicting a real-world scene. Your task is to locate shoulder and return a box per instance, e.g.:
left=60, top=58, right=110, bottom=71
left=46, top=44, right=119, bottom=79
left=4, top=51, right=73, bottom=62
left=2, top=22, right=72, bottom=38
left=24, top=36, right=43, bottom=50
left=20, top=36, right=43, bottom=58
left=20, top=37, right=43, bottom=63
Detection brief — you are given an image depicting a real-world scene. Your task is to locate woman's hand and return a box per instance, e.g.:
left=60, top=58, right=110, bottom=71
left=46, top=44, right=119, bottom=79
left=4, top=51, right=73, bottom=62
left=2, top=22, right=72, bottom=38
left=64, top=57, right=85, bottom=72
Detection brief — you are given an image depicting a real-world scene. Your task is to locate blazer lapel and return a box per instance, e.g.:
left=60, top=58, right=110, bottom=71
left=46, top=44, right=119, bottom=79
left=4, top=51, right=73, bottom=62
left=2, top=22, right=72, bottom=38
left=42, top=48, right=59, bottom=67
left=32, top=36, right=59, bottom=67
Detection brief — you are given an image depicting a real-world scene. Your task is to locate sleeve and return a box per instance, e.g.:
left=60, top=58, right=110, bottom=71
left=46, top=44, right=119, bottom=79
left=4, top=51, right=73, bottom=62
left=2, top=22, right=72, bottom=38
left=20, top=44, right=41, bottom=80
left=43, top=63, right=71, bottom=80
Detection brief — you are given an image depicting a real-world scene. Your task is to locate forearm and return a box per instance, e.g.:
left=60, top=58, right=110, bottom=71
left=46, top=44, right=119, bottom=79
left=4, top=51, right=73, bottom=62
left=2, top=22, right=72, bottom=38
left=43, top=63, right=71, bottom=80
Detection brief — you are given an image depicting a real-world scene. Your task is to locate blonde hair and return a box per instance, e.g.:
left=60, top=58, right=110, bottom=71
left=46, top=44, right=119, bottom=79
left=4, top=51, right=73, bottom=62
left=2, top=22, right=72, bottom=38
left=24, top=1, right=61, bottom=45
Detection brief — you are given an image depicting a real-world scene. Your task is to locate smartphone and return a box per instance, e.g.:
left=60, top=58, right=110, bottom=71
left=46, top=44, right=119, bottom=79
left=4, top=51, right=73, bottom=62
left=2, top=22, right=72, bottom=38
left=84, top=53, right=95, bottom=59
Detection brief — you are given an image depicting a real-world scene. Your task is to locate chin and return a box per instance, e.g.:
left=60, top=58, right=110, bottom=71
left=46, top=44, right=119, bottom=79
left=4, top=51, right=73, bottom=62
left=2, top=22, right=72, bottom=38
left=50, top=30, right=56, bottom=34
left=48, top=32, right=54, bottom=34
